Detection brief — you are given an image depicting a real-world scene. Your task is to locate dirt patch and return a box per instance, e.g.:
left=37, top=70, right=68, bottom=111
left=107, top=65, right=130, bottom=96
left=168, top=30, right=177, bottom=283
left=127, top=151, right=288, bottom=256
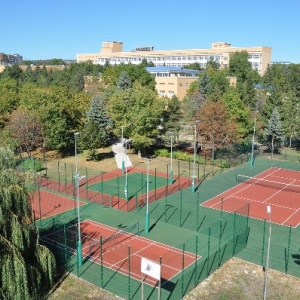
left=184, top=257, right=300, bottom=300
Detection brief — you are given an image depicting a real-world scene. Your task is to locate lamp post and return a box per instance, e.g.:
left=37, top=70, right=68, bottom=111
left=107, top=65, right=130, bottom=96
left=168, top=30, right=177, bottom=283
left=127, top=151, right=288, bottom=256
left=250, top=117, right=256, bottom=167
left=121, top=125, right=125, bottom=174
left=169, top=132, right=174, bottom=184
left=124, top=142, right=128, bottom=200
left=263, top=205, right=272, bottom=300
left=74, top=132, right=82, bottom=266
left=144, top=158, right=151, bottom=233
left=192, top=124, right=198, bottom=193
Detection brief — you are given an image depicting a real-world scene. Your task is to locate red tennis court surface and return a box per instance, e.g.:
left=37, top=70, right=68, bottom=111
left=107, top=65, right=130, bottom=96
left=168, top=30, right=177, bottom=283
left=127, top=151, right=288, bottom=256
left=31, top=190, right=85, bottom=220
left=202, top=167, right=300, bottom=228
left=61, top=220, right=198, bottom=286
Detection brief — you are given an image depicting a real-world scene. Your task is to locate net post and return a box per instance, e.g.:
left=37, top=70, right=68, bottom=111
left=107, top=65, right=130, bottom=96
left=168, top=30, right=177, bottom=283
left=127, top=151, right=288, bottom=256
left=100, top=235, right=104, bottom=287
left=128, top=245, right=131, bottom=300
left=261, top=218, right=266, bottom=266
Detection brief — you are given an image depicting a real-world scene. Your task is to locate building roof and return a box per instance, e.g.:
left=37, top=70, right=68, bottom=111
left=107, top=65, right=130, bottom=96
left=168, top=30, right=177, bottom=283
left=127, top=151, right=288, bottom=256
left=146, top=66, right=200, bottom=76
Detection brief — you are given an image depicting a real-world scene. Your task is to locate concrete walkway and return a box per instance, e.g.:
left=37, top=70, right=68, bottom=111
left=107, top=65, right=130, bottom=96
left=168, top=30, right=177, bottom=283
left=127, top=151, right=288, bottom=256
left=111, top=142, right=132, bottom=169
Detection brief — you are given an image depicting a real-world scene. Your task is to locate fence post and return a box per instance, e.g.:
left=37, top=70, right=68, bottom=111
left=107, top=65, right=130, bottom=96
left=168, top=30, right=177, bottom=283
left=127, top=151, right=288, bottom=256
left=261, top=219, right=266, bottom=266
left=155, top=168, right=157, bottom=200
left=58, top=161, right=60, bottom=191
left=181, top=242, right=185, bottom=299
left=207, top=227, right=211, bottom=276
left=232, top=211, right=236, bottom=256
left=286, top=225, right=292, bottom=274
left=100, top=235, right=103, bottom=288
left=180, top=189, right=183, bottom=226
left=64, top=223, right=67, bottom=267
left=128, top=245, right=131, bottom=300
left=194, top=235, right=198, bottom=286
left=196, top=192, right=199, bottom=231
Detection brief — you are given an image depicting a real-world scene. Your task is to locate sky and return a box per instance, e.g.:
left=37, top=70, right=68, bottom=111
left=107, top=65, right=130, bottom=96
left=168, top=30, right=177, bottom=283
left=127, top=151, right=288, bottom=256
left=1, top=0, right=299, bottom=63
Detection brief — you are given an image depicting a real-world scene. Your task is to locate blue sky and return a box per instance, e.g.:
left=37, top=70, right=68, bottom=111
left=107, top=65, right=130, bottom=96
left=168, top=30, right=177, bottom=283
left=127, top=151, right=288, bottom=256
left=1, top=0, right=299, bottom=62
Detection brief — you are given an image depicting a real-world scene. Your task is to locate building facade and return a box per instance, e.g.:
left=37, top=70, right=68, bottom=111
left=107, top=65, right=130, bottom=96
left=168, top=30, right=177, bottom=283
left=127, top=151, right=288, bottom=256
left=77, top=41, right=272, bottom=76
left=146, top=66, right=200, bottom=100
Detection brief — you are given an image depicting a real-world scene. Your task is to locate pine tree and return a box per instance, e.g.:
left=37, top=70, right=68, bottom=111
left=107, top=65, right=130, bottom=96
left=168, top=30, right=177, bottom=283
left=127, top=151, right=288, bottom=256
left=263, top=107, right=284, bottom=157
left=0, top=147, right=56, bottom=299
left=116, top=71, right=132, bottom=90
left=81, top=95, right=111, bottom=159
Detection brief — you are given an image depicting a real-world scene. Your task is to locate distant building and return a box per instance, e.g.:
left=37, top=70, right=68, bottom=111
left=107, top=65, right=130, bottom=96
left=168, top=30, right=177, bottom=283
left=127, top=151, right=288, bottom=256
left=0, top=52, right=23, bottom=67
left=77, top=41, right=272, bottom=76
left=146, top=66, right=200, bottom=100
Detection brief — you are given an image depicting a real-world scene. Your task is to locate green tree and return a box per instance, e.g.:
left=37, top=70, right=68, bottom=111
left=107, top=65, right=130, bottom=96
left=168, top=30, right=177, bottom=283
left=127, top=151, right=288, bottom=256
left=116, top=71, right=132, bottom=90
left=162, top=96, right=182, bottom=136
left=229, top=51, right=252, bottom=82
left=0, top=77, right=19, bottom=127
left=107, top=82, right=164, bottom=151
left=0, top=147, right=56, bottom=299
left=281, top=92, right=299, bottom=147
left=263, top=107, right=284, bottom=157
left=80, top=95, right=111, bottom=158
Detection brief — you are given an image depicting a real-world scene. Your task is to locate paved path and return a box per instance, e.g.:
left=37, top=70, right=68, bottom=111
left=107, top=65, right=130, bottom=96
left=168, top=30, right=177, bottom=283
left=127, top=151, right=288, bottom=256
left=111, top=142, right=132, bottom=169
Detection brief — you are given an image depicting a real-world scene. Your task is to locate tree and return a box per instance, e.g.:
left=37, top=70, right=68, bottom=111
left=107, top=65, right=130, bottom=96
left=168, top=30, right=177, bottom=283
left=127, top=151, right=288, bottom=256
left=9, top=108, right=44, bottom=158
left=161, top=96, right=182, bottom=136
left=197, top=101, right=240, bottom=159
left=80, top=95, right=111, bottom=159
left=263, top=107, right=284, bottom=157
left=107, top=82, right=164, bottom=151
left=0, top=77, right=19, bottom=127
left=0, top=147, right=56, bottom=299
left=229, top=51, right=252, bottom=82
left=116, top=71, right=132, bottom=90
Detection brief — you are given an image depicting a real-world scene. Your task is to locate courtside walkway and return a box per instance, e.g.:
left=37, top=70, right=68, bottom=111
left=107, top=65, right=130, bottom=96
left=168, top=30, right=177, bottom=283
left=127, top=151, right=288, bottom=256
left=112, top=142, right=132, bottom=169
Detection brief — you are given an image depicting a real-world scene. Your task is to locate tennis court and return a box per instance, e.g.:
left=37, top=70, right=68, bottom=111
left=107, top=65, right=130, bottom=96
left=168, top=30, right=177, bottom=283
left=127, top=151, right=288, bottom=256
left=87, top=171, right=169, bottom=200
left=202, top=167, right=300, bottom=227
left=41, top=219, right=199, bottom=286
left=31, top=189, right=85, bottom=221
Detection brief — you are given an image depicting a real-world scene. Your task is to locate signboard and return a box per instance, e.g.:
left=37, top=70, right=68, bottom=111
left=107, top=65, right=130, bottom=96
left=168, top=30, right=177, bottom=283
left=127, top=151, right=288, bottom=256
left=135, top=46, right=154, bottom=51
left=141, top=257, right=161, bottom=280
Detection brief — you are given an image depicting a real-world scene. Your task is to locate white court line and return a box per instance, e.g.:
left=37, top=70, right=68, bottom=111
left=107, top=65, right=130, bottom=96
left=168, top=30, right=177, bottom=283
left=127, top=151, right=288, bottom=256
left=202, top=167, right=280, bottom=209
left=282, top=208, right=300, bottom=226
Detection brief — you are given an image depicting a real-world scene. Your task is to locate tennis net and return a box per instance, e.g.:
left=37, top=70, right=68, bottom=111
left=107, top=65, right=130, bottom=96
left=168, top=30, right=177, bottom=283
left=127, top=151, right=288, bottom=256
left=236, top=174, right=300, bottom=194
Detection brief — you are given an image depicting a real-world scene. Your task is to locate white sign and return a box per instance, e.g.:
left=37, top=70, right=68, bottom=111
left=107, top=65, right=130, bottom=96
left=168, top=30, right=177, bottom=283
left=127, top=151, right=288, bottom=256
left=141, top=257, right=161, bottom=280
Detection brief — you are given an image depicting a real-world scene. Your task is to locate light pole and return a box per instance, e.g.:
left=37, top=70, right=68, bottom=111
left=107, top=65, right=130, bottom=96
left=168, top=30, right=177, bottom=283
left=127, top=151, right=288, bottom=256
left=250, top=117, right=256, bottom=167
left=263, top=205, right=272, bottom=300
left=121, top=125, right=125, bottom=174
left=192, top=124, right=198, bottom=193
left=169, top=132, right=174, bottom=184
left=74, top=132, right=82, bottom=266
left=144, top=158, right=151, bottom=233
left=124, top=142, right=128, bottom=200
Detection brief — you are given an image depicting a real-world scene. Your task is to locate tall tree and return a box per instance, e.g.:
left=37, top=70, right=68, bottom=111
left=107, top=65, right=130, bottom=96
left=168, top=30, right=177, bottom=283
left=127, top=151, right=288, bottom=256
left=263, top=107, right=284, bottom=157
left=80, top=95, right=111, bottom=159
left=0, top=147, right=56, bottom=299
left=229, top=51, right=252, bottom=82
left=197, top=101, right=240, bottom=159
left=107, top=82, right=164, bottom=151
left=8, top=108, right=44, bottom=158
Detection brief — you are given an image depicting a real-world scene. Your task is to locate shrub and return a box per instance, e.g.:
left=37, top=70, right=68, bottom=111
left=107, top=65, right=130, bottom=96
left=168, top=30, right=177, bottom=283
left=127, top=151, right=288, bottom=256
left=22, top=158, right=43, bottom=172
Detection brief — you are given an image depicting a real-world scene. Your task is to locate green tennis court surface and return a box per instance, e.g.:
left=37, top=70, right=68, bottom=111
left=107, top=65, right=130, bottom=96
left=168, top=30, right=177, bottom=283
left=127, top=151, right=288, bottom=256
left=87, top=171, right=168, bottom=199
